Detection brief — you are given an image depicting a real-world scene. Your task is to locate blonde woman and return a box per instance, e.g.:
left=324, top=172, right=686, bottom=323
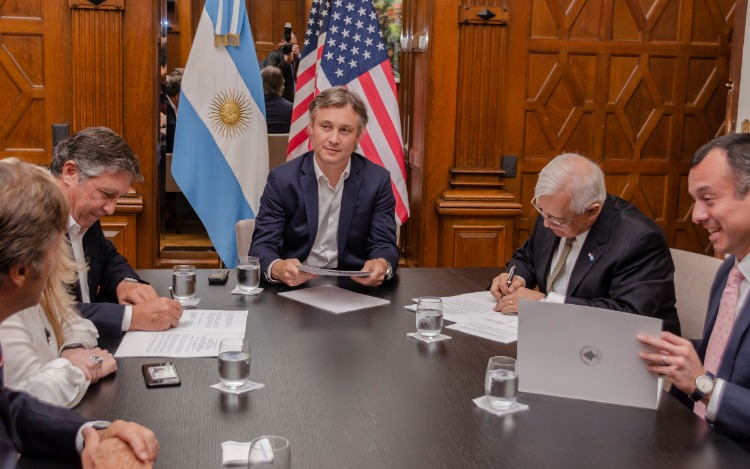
left=0, top=236, right=116, bottom=408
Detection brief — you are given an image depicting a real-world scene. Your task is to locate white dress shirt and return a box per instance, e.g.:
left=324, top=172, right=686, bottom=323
left=545, top=230, right=590, bottom=303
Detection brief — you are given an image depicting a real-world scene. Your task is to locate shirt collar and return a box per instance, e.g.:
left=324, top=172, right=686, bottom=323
left=313, top=157, right=351, bottom=187
left=67, top=214, right=88, bottom=238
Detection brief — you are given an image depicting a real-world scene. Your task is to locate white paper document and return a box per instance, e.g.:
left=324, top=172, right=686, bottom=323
left=405, top=291, right=518, bottom=343
left=517, top=300, right=663, bottom=409
left=115, top=309, right=248, bottom=357
left=446, top=315, right=518, bottom=344
left=297, top=265, right=371, bottom=277
left=278, top=285, right=389, bottom=314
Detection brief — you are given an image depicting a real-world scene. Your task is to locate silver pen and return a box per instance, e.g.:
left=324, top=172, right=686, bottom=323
left=506, top=266, right=516, bottom=288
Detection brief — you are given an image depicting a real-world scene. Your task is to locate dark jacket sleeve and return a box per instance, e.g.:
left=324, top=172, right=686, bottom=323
left=365, top=168, right=399, bottom=272
left=249, top=169, right=289, bottom=276
left=75, top=302, right=126, bottom=338
left=1, top=387, right=86, bottom=461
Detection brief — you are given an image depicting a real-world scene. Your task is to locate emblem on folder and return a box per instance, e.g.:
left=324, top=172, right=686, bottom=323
left=579, top=345, right=602, bottom=366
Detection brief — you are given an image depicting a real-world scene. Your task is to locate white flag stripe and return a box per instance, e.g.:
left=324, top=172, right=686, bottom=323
left=230, top=0, right=240, bottom=34
left=181, top=9, right=268, bottom=214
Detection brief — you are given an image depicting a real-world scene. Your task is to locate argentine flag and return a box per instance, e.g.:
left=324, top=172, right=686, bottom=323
left=172, top=0, right=268, bottom=268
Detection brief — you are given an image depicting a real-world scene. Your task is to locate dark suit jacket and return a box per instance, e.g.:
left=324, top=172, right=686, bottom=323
left=73, top=221, right=143, bottom=338
left=264, top=94, right=293, bottom=134
left=0, top=344, right=86, bottom=464
left=509, top=194, right=680, bottom=334
left=249, top=151, right=399, bottom=278
left=670, top=257, right=750, bottom=438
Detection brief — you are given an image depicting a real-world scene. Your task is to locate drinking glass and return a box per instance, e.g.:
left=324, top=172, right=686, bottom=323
left=171, top=265, right=196, bottom=304
left=248, top=436, right=290, bottom=468
left=218, top=338, right=250, bottom=389
left=485, top=356, right=518, bottom=409
left=237, top=256, right=261, bottom=292
left=415, top=296, right=443, bottom=339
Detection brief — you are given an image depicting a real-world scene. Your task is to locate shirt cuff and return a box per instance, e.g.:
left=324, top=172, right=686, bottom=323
left=76, top=420, right=111, bottom=453
left=121, top=305, right=132, bottom=332
left=705, top=378, right=725, bottom=422
left=545, top=292, right=566, bottom=304
left=266, top=259, right=281, bottom=284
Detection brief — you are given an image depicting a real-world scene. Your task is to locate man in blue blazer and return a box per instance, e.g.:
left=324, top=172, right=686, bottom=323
left=490, top=153, right=680, bottom=334
left=639, top=133, right=750, bottom=439
left=250, top=87, right=398, bottom=287
left=51, top=127, right=182, bottom=337
left=0, top=159, right=159, bottom=466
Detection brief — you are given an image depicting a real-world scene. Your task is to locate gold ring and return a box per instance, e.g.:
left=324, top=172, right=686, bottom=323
left=510, top=300, right=513, bottom=305
left=661, top=355, right=668, bottom=366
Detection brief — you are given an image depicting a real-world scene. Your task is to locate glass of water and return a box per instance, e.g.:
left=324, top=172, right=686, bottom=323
left=248, top=435, right=290, bottom=468
left=485, top=356, right=518, bottom=409
left=171, top=265, right=196, bottom=304
left=237, top=256, right=261, bottom=292
left=218, top=338, right=250, bottom=389
left=416, top=296, right=443, bottom=339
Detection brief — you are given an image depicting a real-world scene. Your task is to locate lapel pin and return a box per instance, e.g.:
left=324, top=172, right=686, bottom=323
left=588, top=253, right=594, bottom=261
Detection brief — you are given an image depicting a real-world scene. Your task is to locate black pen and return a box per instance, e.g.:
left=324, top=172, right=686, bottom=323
left=506, top=266, right=516, bottom=288
left=169, top=287, right=175, bottom=300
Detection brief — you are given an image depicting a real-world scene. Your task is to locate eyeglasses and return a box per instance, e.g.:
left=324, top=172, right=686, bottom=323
left=531, top=197, right=585, bottom=228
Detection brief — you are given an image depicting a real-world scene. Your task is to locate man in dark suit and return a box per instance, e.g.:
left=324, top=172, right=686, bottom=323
left=0, top=159, right=159, bottom=466
left=250, top=87, right=398, bottom=287
left=51, top=127, right=182, bottom=337
left=639, top=133, right=750, bottom=438
left=491, top=153, right=680, bottom=334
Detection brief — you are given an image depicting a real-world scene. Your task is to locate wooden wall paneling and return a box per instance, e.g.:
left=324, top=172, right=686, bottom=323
left=249, top=0, right=308, bottom=62
left=728, top=0, right=748, bottom=132
left=122, top=0, right=160, bottom=268
left=71, top=8, right=123, bottom=133
left=0, top=1, right=70, bottom=165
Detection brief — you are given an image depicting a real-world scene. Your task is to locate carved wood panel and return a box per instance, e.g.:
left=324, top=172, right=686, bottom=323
left=516, top=0, right=734, bottom=255
left=0, top=0, right=69, bottom=165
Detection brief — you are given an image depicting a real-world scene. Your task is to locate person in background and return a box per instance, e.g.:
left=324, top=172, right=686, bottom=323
left=261, top=66, right=293, bottom=134
left=0, top=234, right=116, bottom=408
left=260, top=31, right=299, bottom=103
left=490, top=153, right=680, bottom=335
left=639, top=133, right=750, bottom=438
left=250, top=87, right=398, bottom=287
left=50, top=127, right=182, bottom=338
left=0, top=158, right=159, bottom=467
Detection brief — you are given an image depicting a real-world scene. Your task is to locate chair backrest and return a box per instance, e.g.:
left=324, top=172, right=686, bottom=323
left=268, top=134, right=289, bottom=169
left=670, top=248, right=723, bottom=340
left=165, top=153, right=181, bottom=193
left=236, top=219, right=256, bottom=258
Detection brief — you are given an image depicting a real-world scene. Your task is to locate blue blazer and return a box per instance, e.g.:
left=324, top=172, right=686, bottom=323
left=250, top=151, right=399, bottom=277
left=672, top=257, right=750, bottom=438
left=509, top=194, right=680, bottom=335
left=73, top=221, right=144, bottom=338
left=0, top=344, right=86, bottom=464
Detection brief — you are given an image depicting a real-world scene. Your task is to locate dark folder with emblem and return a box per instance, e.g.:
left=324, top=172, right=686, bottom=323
left=517, top=300, right=662, bottom=409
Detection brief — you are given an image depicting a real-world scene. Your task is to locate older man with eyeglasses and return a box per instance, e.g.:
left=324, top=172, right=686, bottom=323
left=490, top=153, right=680, bottom=335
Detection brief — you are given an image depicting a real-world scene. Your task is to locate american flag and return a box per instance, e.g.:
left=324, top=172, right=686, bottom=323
left=287, top=0, right=409, bottom=224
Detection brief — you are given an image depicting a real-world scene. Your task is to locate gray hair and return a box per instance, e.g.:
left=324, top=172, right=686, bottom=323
left=535, top=153, right=606, bottom=213
left=0, top=158, right=68, bottom=285
left=692, top=133, right=750, bottom=198
left=309, top=87, right=369, bottom=133
left=50, top=127, right=143, bottom=183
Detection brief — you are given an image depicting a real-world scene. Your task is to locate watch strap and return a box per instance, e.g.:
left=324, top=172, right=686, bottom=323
left=689, top=371, right=716, bottom=402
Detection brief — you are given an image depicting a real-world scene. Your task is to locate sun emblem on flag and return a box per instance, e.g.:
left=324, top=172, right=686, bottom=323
left=208, top=89, right=252, bottom=138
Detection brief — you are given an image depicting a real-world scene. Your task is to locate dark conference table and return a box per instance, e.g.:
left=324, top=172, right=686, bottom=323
left=22, top=268, right=750, bottom=467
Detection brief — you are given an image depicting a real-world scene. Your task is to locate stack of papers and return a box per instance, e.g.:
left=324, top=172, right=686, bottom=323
left=115, top=309, right=248, bottom=357
left=406, top=292, right=517, bottom=343
left=278, top=285, right=390, bottom=314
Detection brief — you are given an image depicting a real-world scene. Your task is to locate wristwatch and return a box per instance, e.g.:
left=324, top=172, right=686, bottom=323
left=689, top=371, right=716, bottom=402
left=385, top=261, right=393, bottom=281
left=120, top=277, right=140, bottom=284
